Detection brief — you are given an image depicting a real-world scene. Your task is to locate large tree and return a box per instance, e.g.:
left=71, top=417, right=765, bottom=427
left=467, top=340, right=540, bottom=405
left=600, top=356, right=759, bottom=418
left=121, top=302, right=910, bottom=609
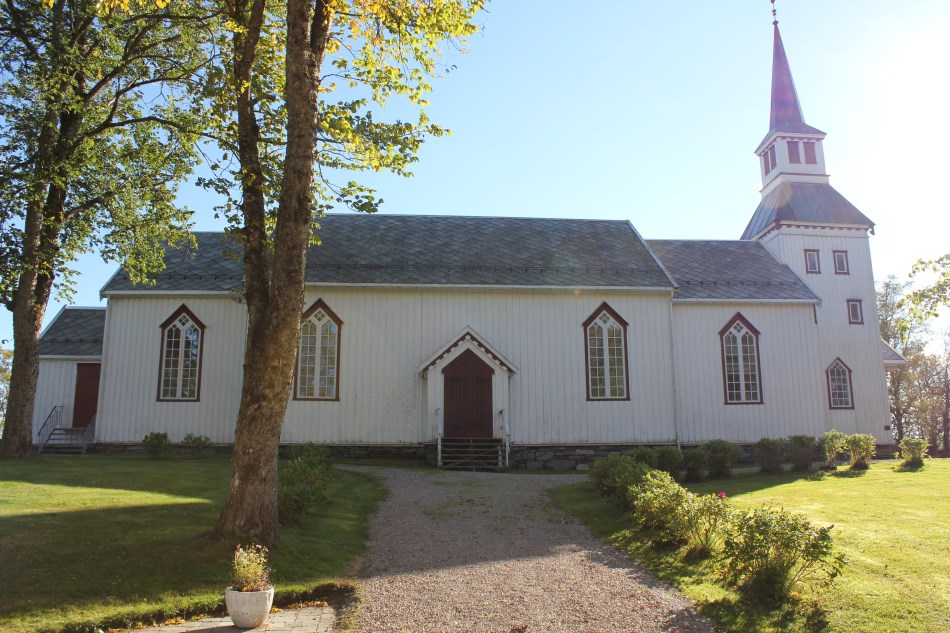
left=908, top=254, right=950, bottom=320
left=204, top=0, right=483, bottom=543
left=0, top=0, right=213, bottom=457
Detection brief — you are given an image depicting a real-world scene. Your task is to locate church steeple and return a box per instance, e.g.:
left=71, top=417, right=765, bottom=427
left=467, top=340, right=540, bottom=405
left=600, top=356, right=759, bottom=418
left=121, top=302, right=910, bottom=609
left=754, top=17, right=829, bottom=195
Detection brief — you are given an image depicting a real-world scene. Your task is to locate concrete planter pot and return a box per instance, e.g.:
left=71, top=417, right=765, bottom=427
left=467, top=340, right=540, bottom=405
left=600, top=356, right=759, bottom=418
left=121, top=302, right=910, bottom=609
left=225, top=586, right=274, bottom=629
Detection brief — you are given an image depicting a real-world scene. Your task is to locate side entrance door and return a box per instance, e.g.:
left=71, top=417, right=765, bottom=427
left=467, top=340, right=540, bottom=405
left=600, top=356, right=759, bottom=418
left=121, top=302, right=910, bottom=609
left=442, top=349, right=494, bottom=439
left=72, top=363, right=101, bottom=428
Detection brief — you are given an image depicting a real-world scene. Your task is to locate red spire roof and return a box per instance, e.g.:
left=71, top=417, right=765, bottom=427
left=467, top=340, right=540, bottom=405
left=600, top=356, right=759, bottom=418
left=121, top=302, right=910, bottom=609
left=764, top=23, right=824, bottom=139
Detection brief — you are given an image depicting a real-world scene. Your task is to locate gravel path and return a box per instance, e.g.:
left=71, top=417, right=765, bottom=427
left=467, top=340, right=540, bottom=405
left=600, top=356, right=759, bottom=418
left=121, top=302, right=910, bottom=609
left=348, top=467, right=713, bottom=633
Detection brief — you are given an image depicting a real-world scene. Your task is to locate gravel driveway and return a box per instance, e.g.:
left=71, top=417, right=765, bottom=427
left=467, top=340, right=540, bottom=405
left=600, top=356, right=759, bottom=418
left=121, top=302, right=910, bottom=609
left=348, top=467, right=713, bottom=633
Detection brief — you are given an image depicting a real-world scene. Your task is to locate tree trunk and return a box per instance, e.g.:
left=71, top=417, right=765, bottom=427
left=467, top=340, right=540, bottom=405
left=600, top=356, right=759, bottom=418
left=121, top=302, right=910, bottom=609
left=942, top=364, right=949, bottom=457
left=215, top=0, right=333, bottom=545
left=1, top=292, right=45, bottom=457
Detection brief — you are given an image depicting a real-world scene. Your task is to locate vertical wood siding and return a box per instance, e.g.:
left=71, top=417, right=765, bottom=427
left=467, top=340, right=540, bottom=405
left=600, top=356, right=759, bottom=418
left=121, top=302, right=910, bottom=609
left=32, top=360, right=78, bottom=441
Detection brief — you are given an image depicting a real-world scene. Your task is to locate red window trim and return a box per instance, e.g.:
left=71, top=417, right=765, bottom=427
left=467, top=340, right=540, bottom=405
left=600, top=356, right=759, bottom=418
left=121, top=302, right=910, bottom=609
left=847, top=299, right=864, bottom=324
left=804, top=249, right=821, bottom=274
left=582, top=302, right=631, bottom=402
left=833, top=250, right=850, bottom=275
left=826, top=358, right=855, bottom=410
left=156, top=304, right=206, bottom=403
left=293, top=298, right=343, bottom=402
left=718, top=312, right=764, bottom=405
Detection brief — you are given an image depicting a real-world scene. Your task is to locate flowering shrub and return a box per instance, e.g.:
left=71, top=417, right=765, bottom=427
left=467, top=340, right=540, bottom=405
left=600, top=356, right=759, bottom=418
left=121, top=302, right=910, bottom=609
left=786, top=435, right=816, bottom=472
left=721, top=507, right=844, bottom=606
left=819, top=430, right=846, bottom=470
left=681, top=448, right=708, bottom=482
left=898, top=438, right=929, bottom=467
left=141, top=432, right=172, bottom=459
left=702, top=440, right=739, bottom=478
left=231, top=544, right=272, bottom=592
left=844, top=433, right=876, bottom=470
left=628, top=470, right=691, bottom=544
left=682, top=492, right=733, bottom=556
left=753, top=438, right=787, bottom=474
left=654, top=446, right=684, bottom=478
left=588, top=454, right=652, bottom=503
left=278, top=444, right=332, bottom=525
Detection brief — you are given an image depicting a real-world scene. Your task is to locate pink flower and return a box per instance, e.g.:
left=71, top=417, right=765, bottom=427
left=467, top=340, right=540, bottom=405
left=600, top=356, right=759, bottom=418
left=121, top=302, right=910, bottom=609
left=717, top=492, right=727, bottom=499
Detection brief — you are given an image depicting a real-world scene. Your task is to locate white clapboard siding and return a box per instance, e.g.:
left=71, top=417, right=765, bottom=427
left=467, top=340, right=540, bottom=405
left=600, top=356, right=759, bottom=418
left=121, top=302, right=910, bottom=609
left=32, top=360, right=79, bottom=441
left=96, top=297, right=247, bottom=443
left=100, top=288, right=677, bottom=445
left=760, top=228, right=891, bottom=442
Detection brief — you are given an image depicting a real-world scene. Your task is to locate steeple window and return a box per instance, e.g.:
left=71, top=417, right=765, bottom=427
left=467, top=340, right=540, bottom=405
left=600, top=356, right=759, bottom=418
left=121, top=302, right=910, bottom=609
left=762, top=144, right=778, bottom=175
left=804, top=249, right=820, bottom=274
left=787, top=140, right=801, bottom=164
left=803, top=141, right=817, bottom=164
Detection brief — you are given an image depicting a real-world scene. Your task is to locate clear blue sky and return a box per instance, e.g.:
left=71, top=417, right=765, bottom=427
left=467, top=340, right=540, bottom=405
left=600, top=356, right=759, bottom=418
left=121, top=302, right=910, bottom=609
left=4, top=0, right=949, bottom=344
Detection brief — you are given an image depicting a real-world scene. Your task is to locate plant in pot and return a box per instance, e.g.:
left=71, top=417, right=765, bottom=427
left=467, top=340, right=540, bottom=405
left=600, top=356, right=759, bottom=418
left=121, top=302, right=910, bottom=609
left=226, top=544, right=274, bottom=629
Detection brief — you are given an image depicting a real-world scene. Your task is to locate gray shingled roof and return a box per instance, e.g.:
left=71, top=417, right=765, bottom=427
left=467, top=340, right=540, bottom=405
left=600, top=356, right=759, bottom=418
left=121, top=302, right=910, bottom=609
left=881, top=339, right=907, bottom=365
left=39, top=308, right=106, bottom=356
left=647, top=239, right=818, bottom=302
left=741, top=182, right=875, bottom=240
left=102, top=216, right=676, bottom=293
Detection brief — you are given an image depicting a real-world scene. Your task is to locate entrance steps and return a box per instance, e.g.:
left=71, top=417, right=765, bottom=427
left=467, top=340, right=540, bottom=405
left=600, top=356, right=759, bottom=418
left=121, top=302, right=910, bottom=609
left=39, top=427, right=93, bottom=455
left=439, top=438, right=506, bottom=471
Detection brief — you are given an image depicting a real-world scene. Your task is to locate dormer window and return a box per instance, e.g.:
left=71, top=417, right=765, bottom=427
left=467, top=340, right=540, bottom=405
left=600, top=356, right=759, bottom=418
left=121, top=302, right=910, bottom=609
left=803, top=141, right=817, bottom=165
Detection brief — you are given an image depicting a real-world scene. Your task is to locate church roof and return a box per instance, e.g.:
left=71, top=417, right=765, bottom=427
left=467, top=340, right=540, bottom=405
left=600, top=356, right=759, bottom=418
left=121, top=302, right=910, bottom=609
left=880, top=339, right=907, bottom=366
left=741, top=181, right=875, bottom=240
left=759, top=22, right=824, bottom=148
left=39, top=307, right=106, bottom=357
left=102, top=215, right=677, bottom=293
left=647, top=239, right=817, bottom=302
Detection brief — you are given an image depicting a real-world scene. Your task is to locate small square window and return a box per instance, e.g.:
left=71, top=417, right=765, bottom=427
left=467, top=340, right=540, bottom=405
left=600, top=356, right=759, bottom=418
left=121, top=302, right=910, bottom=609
left=804, top=249, right=820, bottom=274
left=803, top=141, right=817, bottom=164
left=833, top=251, right=849, bottom=275
left=787, top=141, right=801, bottom=164
left=847, top=300, right=863, bottom=324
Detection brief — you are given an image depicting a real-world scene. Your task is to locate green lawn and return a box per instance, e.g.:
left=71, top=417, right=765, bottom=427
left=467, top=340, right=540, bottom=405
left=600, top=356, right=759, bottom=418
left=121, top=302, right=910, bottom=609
left=0, top=454, right=385, bottom=633
left=550, top=459, right=950, bottom=633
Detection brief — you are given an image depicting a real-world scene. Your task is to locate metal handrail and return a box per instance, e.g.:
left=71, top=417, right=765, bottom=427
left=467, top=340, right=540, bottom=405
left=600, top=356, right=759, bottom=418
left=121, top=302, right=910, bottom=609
left=500, top=409, right=511, bottom=468
left=37, top=406, right=64, bottom=452
left=80, top=417, right=96, bottom=454
left=435, top=408, right=443, bottom=467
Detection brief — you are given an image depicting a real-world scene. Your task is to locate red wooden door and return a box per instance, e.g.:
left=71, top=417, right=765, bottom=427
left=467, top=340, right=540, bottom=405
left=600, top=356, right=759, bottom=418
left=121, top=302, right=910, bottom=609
left=442, top=349, right=494, bottom=439
left=72, top=363, right=101, bottom=428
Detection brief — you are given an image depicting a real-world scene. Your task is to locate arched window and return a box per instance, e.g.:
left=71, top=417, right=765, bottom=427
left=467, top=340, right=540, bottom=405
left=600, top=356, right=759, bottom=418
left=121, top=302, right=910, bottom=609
left=295, top=299, right=342, bottom=400
left=158, top=305, right=205, bottom=401
left=827, top=359, right=854, bottom=409
left=719, top=314, right=762, bottom=404
left=583, top=303, right=629, bottom=401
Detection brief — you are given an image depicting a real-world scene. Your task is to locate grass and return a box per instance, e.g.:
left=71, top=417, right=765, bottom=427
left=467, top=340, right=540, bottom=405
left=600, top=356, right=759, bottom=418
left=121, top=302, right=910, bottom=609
left=549, top=459, right=950, bottom=633
left=0, top=454, right=385, bottom=633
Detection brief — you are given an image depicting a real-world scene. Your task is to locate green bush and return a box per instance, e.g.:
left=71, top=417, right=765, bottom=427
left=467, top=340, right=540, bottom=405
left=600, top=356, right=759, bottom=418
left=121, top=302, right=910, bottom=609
left=629, top=470, right=691, bottom=544
left=278, top=443, right=333, bottom=525
left=754, top=438, right=787, bottom=474
left=787, top=435, right=816, bottom=472
left=141, top=432, right=172, bottom=459
left=844, top=433, right=876, bottom=470
left=181, top=433, right=212, bottom=454
left=628, top=447, right=659, bottom=468
left=899, top=438, right=929, bottom=467
left=682, top=492, right=733, bottom=557
left=820, top=429, right=846, bottom=470
left=681, top=448, right=708, bottom=482
left=589, top=454, right=652, bottom=503
left=721, top=506, right=845, bottom=606
left=654, top=446, right=684, bottom=478
left=703, top=440, right=739, bottom=478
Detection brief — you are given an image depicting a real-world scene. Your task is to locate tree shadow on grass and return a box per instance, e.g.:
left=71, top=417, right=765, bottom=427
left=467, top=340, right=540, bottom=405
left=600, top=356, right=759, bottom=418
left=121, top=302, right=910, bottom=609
left=893, top=462, right=925, bottom=473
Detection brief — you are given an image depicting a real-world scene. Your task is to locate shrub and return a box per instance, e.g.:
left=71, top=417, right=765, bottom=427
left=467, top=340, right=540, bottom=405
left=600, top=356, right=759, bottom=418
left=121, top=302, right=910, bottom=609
left=787, top=435, right=817, bottom=472
left=278, top=444, right=333, bottom=525
left=753, top=438, right=787, bottom=474
left=721, top=506, right=845, bottom=606
left=629, top=470, right=691, bottom=544
left=898, top=438, right=929, bottom=467
left=654, top=446, right=684, bottom=478
left=819, top=429, right=846, bottom=470
left=681, top=448, right=708, bottom=482
left=141, top=432, right=172, bottom=459
left=628, top=447, right=659, bottom=468
left=703, top=440, right=739, bottom=478
left=844, top=433, right=876, bottom=470
left=589, top=454, right=652, bottom=503
left=181, top=433, right=212, bottom=454
left=231, top=544, right=272, bottom=592
left=682, top=492, right=733, bottom=557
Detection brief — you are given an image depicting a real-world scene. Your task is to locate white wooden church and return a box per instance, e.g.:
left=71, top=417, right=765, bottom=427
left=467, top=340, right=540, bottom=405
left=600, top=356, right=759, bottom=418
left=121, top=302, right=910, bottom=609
left=32, top=23, right=904, bottom=467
